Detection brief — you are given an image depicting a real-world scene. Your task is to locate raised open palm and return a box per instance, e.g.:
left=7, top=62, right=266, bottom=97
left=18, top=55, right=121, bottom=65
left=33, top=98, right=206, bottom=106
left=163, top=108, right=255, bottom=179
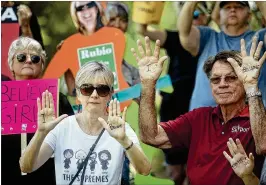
left=131, top=37, right=168, bottom=83
left=37, top=90, right=68, bottom=134
left=98, top=99, right=127, bottom=141
left=223, top=138, right=254, bottom=178
left=17, top=4, right=32, bottom=26
left=227, top=36, right=266, bottom=88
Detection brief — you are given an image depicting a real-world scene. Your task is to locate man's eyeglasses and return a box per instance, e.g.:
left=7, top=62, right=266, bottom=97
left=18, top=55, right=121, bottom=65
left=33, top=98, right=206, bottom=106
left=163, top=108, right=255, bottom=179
left=210, top=75, right=238, bottom=84
left=16, top=53, right=41, bottom=64
left=78, top=84, right=111, bottom=97
left=75, top=1, right=97, bottom=12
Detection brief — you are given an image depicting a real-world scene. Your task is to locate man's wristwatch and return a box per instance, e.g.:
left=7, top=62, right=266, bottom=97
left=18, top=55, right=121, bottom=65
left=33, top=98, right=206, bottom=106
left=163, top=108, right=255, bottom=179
left=246, top=87, right=262, bottom=98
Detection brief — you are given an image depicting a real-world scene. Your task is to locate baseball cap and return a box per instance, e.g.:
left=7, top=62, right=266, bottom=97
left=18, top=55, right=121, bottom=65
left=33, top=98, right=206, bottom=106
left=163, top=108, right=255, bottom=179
left=219, top=1, right=250, bottom=8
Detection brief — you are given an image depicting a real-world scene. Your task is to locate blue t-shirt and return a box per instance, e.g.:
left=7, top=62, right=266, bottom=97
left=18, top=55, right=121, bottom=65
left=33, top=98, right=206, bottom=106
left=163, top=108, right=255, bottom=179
left=260, top=158, right=266, bottom=185
left=189, top=27, right=266, bottom=110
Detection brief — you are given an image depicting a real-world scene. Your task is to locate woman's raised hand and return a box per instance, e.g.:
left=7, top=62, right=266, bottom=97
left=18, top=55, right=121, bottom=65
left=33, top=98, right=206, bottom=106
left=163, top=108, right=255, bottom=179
left=98, top=98, right=127, bottom=142
left=37, top=90, right=68, bottom=134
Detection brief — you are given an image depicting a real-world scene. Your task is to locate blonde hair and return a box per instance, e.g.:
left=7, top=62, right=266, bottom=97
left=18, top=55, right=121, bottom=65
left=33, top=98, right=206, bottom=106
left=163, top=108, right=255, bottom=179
left=75, top=62, right=114, bottom=93
left=70, top=1, right=105, bottom=34
left=8, top=36, right=46, bottom=71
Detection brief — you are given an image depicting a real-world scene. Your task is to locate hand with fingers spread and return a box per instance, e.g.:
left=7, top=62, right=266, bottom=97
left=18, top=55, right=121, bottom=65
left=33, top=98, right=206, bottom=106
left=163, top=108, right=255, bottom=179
left=37, top=90, right=68, bottom=134
left=131, top=36, right=168, bottom=84
left=17, top=4, right=32, bottom=26
left=98, top=98, right=127, bottom=142
left=227, top=36, right=266, bottom=90
left=223, top=138, right=255, bottom=179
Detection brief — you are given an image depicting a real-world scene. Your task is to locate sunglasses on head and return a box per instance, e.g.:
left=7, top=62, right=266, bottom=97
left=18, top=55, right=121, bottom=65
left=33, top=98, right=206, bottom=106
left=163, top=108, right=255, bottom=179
left=16, top=53, right=41, bottom=64
left=78, top=84, right=111, bottom=97
left=75, top=1, right=97, bottom=12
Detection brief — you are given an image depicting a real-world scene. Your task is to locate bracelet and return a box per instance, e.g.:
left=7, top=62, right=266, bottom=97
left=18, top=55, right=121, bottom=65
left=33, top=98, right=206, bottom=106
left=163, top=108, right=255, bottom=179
left=246, top=87, right=262, bottom=99
left=125, top=141, right=134, bottom=151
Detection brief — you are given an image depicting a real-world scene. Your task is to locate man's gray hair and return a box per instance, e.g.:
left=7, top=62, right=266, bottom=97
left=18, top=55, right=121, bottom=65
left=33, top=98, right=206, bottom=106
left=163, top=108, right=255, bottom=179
left=75, top=62, right=114, bottom=90
left=8, top=37, right=46, bottom=71
left=203, top=50, right=242, bottom=78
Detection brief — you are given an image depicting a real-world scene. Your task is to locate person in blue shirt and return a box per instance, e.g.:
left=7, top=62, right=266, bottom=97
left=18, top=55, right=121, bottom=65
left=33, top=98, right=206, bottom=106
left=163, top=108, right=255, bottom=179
left=178, top=1, right=266, bottom=110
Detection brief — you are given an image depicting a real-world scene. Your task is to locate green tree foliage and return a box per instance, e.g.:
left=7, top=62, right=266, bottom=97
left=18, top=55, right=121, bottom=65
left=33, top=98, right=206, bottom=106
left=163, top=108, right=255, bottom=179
left=26, top=1, right=76, bottom=64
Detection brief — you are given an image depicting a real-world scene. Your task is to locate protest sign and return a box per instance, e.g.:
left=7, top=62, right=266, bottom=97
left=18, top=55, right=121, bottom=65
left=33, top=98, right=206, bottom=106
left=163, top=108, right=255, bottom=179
left=1, top=79, right=59, bottom=135
left=78, top=43, right=120, bottom=91
left=1, top=6, right=20, bottom=79
left=43, top=27, right=131, bottom=109
left=132, top=2, right=165, bottom=24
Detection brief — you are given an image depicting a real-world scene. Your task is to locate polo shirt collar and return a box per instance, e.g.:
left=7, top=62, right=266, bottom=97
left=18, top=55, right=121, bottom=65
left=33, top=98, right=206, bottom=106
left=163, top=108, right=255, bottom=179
left=212, top=105, right=250, bottom=120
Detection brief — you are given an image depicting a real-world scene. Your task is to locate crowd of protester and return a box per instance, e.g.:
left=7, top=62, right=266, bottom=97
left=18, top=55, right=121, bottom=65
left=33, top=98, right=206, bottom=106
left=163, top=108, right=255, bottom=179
left=1, top=1, right=266, bottom=185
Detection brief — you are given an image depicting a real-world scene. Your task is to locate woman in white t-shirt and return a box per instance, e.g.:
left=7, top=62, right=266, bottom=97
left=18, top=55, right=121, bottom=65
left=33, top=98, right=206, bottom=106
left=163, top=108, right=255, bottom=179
left=20, top=61, right=151, bottom=185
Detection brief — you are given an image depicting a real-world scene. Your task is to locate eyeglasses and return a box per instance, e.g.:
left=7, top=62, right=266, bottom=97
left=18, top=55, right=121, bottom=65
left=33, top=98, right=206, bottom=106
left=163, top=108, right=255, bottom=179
left=78, top=84, right=111, bottom=97
left=210, top=75, right=238, bottom=84
left=75, top=2, right=97, bottom=12
left=16, top=53, right=41, bottom=64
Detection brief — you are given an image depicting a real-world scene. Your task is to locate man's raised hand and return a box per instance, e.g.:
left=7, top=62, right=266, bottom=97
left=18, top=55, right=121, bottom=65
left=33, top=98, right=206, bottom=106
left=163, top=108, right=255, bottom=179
left=131, top=36, right=168, bottom=84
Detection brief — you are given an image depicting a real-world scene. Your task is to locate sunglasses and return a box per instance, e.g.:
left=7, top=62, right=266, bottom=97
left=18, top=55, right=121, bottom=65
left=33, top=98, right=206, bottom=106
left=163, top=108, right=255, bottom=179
left=210, top=75, right=238, bottom=84
left=75, top=2, right=97, bottom=12
left=16, top=53, right=41, bottom=64
left=78, top=84, right=111, bottom=97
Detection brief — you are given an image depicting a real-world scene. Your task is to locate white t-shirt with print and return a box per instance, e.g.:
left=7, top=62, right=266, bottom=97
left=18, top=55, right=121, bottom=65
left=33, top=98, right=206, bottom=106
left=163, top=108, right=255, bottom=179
left=44, top=115, right=140, bottom=185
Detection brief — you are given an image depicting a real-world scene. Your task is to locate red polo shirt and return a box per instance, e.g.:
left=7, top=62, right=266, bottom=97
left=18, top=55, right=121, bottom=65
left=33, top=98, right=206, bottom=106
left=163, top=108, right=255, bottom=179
left=160, top=106, right=264, bottom=185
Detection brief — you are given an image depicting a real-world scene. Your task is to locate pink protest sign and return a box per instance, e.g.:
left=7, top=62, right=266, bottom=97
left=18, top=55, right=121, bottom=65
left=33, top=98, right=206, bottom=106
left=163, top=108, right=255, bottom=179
left=1, top=79, right=59, bottom=135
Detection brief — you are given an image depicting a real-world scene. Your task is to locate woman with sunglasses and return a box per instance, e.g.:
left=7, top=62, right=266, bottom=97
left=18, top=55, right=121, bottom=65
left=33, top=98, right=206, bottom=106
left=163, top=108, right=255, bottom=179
left=53, top=1, right=140, bottom=100
left=20, top=61, right=151, bottom=185
left=2, top=36, right=74, bottom=185
left=7, top=37, right=45, bottom=80
left=56, top=1, right=106, bottom=97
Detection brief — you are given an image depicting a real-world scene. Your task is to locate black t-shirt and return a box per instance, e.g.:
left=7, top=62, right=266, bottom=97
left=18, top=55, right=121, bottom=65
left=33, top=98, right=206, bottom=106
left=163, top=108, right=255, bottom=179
left=160, top=31, right=198, bottom=122
left=162, top=30, right=197, bottom=87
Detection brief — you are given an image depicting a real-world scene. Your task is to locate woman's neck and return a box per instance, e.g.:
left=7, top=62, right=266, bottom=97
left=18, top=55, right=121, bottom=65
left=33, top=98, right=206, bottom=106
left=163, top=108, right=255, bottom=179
left=221, top=24, right=249, bottom=36
left=14, top=75, right=39, bottom=81
left=77, top=111, right=107, bottom=135
left=82, top=26, right=96, bottom=36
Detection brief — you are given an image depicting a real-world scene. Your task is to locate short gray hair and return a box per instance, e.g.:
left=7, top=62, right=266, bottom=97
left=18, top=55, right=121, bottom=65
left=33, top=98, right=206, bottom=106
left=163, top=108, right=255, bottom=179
left=75, top=62, right=114, bottom=91
left=203, top=50, right=242, bottom=78
left=8, top=37, right=46, bottom=71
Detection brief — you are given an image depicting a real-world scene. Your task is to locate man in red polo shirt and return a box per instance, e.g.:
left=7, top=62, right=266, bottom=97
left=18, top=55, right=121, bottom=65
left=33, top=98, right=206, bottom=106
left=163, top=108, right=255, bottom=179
left=131, top=36, right=266, bottom=185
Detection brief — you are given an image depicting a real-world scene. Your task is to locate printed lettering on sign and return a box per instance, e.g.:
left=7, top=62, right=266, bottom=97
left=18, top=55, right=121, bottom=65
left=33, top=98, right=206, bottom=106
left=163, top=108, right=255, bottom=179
left=1, top=7, right=18, bottom=22
left=1, top=79, right=59, bottom=135
left=77, top=43, right=119, bottom=91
